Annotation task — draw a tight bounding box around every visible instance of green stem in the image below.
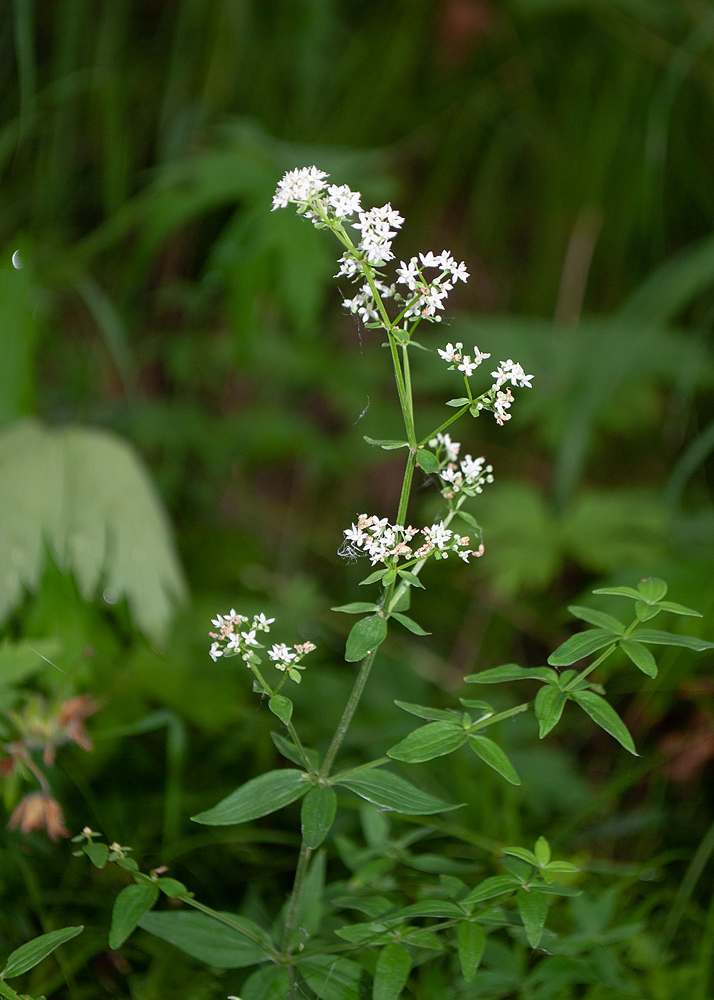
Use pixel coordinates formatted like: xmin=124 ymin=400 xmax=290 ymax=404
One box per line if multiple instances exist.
xmin=319 ymin=648 xmax=378 ymax=779
xmin=467 ymin=702 xmax=529 ymax=732
xmin=331 ymin=756 xmax=390 ymax=782
xmin=563 ymin=618 xmax=639 ymax=692
xmin=418 ymin=405 xmax=470 ymax=448
xmin=282 ymin=839 xmax=312 ymax=956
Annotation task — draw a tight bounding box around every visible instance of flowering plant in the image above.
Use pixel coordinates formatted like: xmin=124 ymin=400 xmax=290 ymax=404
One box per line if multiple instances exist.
xmin=60 ymin=168 xmax=714 ymax=1000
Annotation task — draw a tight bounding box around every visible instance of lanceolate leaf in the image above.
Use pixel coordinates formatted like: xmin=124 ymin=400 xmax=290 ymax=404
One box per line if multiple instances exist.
xmin=517 ymin=888 xmax=548 ymax=948
xmin=331 ymin=602 xmax=380 ymax=614
xmin=394 ymin=700 xmax=459 ymax=722
xmin=416 ymin=449 xmax=440 ymax=473
xmin=619 ymin=639 xmax=657 ymax=678
xmin=567 ymin=606 xmax=624 ymax=634
xmin=301 ymin=785 xmax=337 ymax=849
xmin=629 ymin=629 xmax=714 ymax=652
xmin=373 ymin=943 xmax=411 ymax=1000
xmin=457 ymin=922 xmax=485 ymax=982
xmin=337 ymin=769 xmax=461 ymax=815
xmin=547 ymin=629 xmax=616 ymax=667
xmin=534 ymin=686 xmax=568 ymax=738
xmin=345 ymin=616 xmax=388 ymax=662
xmin=240 ymin=965 xmax=291 ymax=1000
xmin=468 ymin=735 xmax=521 ymax=785
xmin=271 ymin=732 xmax=321 ymax=771
xmin=299 ymin=955 xmax=363 ymax=1000
xmin=387 ymin=721 xmax=467 ymax=763
xmin=363 ymin=437 xmax=409 ymax=450
xmin=109 ymin=883 xmax=159 ymax=950
xmin=138 ymin=911 xmax=272 ymax=968
xmin=571 ymin=691 xmax=638 ymax=755
xmin=390 ymin=612 xmax=430 ymax=635
xmin=1 ymin=926 xmax=83 ymax=979
xmin=191 ymin=769 xmax=310 ymax=825
xmin=465 ymin=664 xmax=558 ymax=684
xmin=461 ymin=876 xmax=519 ymax=906
xmin=656 ymin=600 xmax=701 ymax=617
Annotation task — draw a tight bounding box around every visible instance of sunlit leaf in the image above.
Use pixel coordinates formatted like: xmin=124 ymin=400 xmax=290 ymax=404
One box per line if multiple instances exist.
xmin=336 ymin=768 xmax=460 ymax=815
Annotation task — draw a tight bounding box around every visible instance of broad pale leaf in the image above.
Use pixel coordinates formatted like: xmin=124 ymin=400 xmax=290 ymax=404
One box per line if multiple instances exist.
xmin=571 ymin=691 xmax=638 ymax=755
xmin=517 ymin=888 xmax=548 ymax=948
xmin=2 ymin=926 xmax=83 ymax=979
xmin=387 ymin=721 xmax=466 ymax=763
xmin=457 ymin=922 xmax=485 ymax=982
xmin=592 ymin=586 xmax=641 ymax=600
xmin=345 ymin=616 xmax=388 ymax=662
xmin=416 ymin=449 xmax=440 ymax=473
xmin=268 ymin=695 xmax=292 ymax=725
xmin=192 ymin=769 xmax=310 ymax=825
xmin=637 ymin=577 xmax=667 ymax=603
xmin=468 ymin=735 xmax=521 ymax=785
xmin=534 ymin=686 xmax=567 ymax=738
xmin=138 ymin=911 xmax=272 ymax=968
xmin=109 ymin=884 xmax=159 ymax=950
xmin=337 ymin=769 xmax=461 ymax=815
xmin=373 ymin=943 xmax=410 ymax=1000
xmin=465 ymin=664 xmax=558 ymax=684
xmin=547 ymin=629 xmax=616 ymax=666
xmin=619 ymin=639 xmax=657 ymax=678
xmin=301 ymin=785 xmax=337 ymax=849
xmin=534 ymin=837 xmax=551 ymax=867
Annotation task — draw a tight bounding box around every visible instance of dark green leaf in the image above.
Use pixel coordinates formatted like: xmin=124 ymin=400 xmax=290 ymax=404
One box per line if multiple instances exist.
xmin=465 ymin=664 xmax=558 ymax=684
xmin=534 ymin=686 xmax=567 ymax=738
xmin=155 ymin=878 xmax=187 ymax=898
xmin=388 ymin=721 xmax=467 ymax=763
xmin=363 ymin=437 xmax=409 ymax=450
xmin=268 ymin=695 xmax=292 ymax=725
xmin=397 ymin=570 xmax=424 ymax=589
xmin=359 ymin=569 xmax=387 ymax=586
xmin=571 ymin=691 xmax=638 ymax=755
xmin=373 ymin=943 xmax=410 ymax=1000
xmin=416 ymin=449 xmax=440 ymax=473
xmin=345 ymin=616 xmax=388 ymax=662
xmin=457 ymin=922 xmax=485 ymax=982
xmin=300 ymin=955 xmax=363 ymax=1000
xmin=637 ymin=577 xmax=667 ymax=603
xmin=462 ymin=876 xmax=519 ymax=906
xmin=567 ymin=606 xmax=624 ymax=634
xmin=630 ymin=629 xmax=714 ymax=651
xmin=2 ymin=927 xmax=83 ymax=979
xmin=468 ymin=735 xmax=521 ymax=785
xmin=271 ymin=732 xmax=321 ymax=771
xmin=517 ymin=888 xmax=548 ymax=948
xmin=240 ymin=964 xmax=291 ymax=1000
xmin=390 ymin=612 xmax=430 ymax=636
xmin=83 ymin=842 xmax=109 ymax=869
xmin=331 ymin=602 xmax=380 ymax=614
xmin=619 ymin=639 xmax=657 ymax=678
xmin=109 ymin=884 xmax=159 ymax=950
xmin=192 ymin=769 xmax=309 ymax=825
xmin=301 ymin=786 xmax=337 ymax=849
xmin=385 ymin=901 xmax=465 ymax=921
xmin=394 ymin=700 xmax=459 ymax=722
xmin=138 ymin=911 xmax=272 ymax=968
xmin=547 ymin=630 xmax=616 ymax=667
xmin=337 ymin=769 xmax=461 ymax=815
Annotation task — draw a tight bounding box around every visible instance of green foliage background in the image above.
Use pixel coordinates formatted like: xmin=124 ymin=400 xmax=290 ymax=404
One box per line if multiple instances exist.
xmin=1 ymin=1 xmax=714 ymax=997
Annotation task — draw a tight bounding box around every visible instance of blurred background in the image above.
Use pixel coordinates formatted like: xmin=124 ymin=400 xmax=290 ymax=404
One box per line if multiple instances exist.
xmin=2 ymin=1 xmax=714 ymax=997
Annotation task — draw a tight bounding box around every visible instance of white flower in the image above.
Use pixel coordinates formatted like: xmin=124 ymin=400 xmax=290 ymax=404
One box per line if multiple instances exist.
xmin=450 ymin=260 xmax=470 ymax=283
xmin=268 ymin=643 xmax=297 ymax=664
xmin=491 ymin=359 xmax=533 ymax=389
xmin=254 ymin=613 xmax=275 ymax=630
xmin=327 ymin=183 xmax=361 ymax=218
xmin=458 ymin=357 xmax=478 ymax=377
xmin=429 ymin=431 xmax=461 ymax=462
xmin=241 ymin=630 xmax=259 ymax=646
xmin=272 ymin=166 xmax=329 ymax=210
xmin=472 ymin=345 xmax=491 ymax=364
xmin=396 ymin=257 xmax=420 ymax=291
xmin=493 ymin=388 xmax=514 ymax=425
xmin=209 ymin=642 xmax=223 ymax=661
xmin=437 ymin=342 xmax=462 ymax=363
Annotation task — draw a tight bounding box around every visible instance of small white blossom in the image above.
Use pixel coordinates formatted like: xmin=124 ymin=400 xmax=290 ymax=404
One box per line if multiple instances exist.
xmin=437 ymin=342 xmax=462 ymax=363
xmin=209 ymin=642 xmax=223 ymax=661
xmin=490 ymin=359 xmax=533 ymax=389
xmin=241 ymin=630 xmax=259 ymax=646
xmin=327 ymin=183 xmax=361 ymax=218
xmin=268 ymin=643 xmax=297 ymax=664
xmin=272 ymin=166 xmax=329 ymax=210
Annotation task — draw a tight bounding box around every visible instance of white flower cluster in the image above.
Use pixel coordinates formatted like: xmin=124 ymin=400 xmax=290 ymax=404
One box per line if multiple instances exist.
xmin=437 ymin=343 xmax=533 ymax=425
xmin=208 ymin=610 xmax=315 ymax=684
xmin=342 ymin=279 xmax=395 ymax=324
xmin=272 ymin=167 xmax=329 ymax=210
xmin=429 ymin=433 xmax=494 ymax=498
xmin=342 ymin=514 xmax=483 ymax=567
xmin=396 ymin=251 xmax=469 ymax=321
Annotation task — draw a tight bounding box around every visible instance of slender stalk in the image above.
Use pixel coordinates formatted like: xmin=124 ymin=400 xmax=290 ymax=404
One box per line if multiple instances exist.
xmin=331 ymin=756 xmax=390 ymax=781
xmin=319 ymin=647 xmax=378 ymax=778
xmin=418 ymin=404 xmax=470 ymax=447
xmin=282 ymin=839 xmax=312 ymax=954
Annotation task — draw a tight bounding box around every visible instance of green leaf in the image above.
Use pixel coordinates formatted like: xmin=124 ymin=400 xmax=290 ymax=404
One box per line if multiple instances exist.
xmin=390 ymin=612 xmax=430 ymax=636
xmin=301 ymin=786 xmax=337 ymax=849
xmin=138 ymin=911 xmax=272 ymax=968
xmin=359 ymin=569 xmax=387 ymax=586
xmin=337 ymin=769 xmax=461 ymax=815
xmin=154 ymin=878 xmax=187 ymax=898
xmin=446 ymin=397 xmax=470 ymax=407
xmin=547 ymin=629 xmax=616 ymax=666
xmin=635 ymin=601 xmax=661 ymax=621
xmin=465 ymin=664 xmax=558 ymax=684
xmin=571 ymin=691 xmax=638 ymax=755
xmin=109 ymin=884 xmax=159 ymax=950
xmin=534 ymin=686 xmax=567 ymax=738
xmin=592 ymin=586 xmax=642 ymax=600
xmin=240 ymin=964 xmax=291 ymax=1000
xmin=656 ymin=600 xmax=702 ymax=617
xmin=363 ymin=437 xmax=409 ymax=450
xmin=385 ymin=901 xmax=465 ymax=921
xmin=394 ymin=700 xmax=459 ymax=722
xmin=331 ymin=602 xmax=380 ymax=614
xmin=416 ymin=449 xmax=440 ymax=473
xmin=619 ymin=639 xmax=657 ymax=678
xmin=83 ymin=842 xmax=109 ymax=869
xmin=268 ymin=695 xmax=292 ymax=725
xmin=567 ymin=606 xmax=624 ymax=634
xmin=191 ymin=769 xmax=309 ymax=825
xmin=629 ymin=629 xmax=714 ymax=651
xmin=545 ymin=861 xmax=580 ymax=873
xmin=462 ymin=875 xmax=519 ymax=906
xmin=517 ymin=888 xmax=548 ymax=948
xmin=534 ymin=837 xmax=551 ymax=867
xmin=300 ymin=955 xmax=363 ymax=1000
xmin=397 ymin=570 xmax=424 ymax=589
xmin=1 ymin=927 xmax=83 ymax=979
xmin=468 ymin=735 xmax=521 ymax=785
xmin=373 ymin=943 xmax=411 ymax=1000
xmin=637 ymin=577 xmax=667 ymax=603
xmin=387 ymin=721 xmax=467 ymax=763
xmin=457 ymin=922 xmax=485 ymax=982
xmin=271 ymin=732 xmax=321 ymax=771
xmin=345 ymin=616 xmax=388 ymax=662
xmin=502 ymin=847 xmax=537 ymax=866
xmin=456 ymin=510 xmax=480 ymax=530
